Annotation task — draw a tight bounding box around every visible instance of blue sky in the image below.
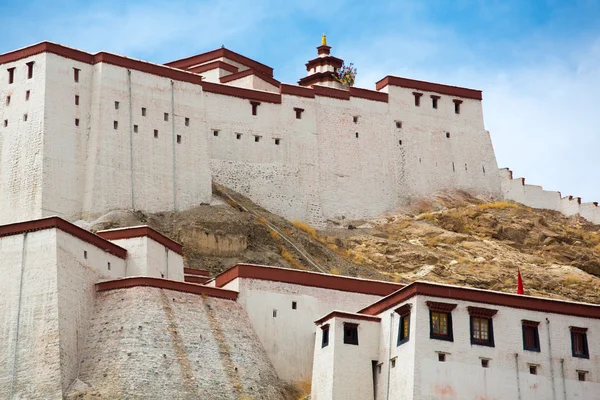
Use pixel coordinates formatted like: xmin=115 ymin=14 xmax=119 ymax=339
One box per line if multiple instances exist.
xmin=2 ymin=0 xmax=599 ymax=202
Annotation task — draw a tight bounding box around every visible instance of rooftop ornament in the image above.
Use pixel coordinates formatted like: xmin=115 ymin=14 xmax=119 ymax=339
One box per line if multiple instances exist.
xmin=336 ymin=62 xmax=357 ymax=88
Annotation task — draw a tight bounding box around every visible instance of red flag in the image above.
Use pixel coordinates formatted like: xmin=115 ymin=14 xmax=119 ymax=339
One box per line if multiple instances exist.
xmin=516 ymin=268 xmax=524 ymax=295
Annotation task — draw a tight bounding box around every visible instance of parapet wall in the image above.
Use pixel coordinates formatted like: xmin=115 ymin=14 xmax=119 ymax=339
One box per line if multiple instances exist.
xmin=500 ymin=168 xmax=600 ymax=224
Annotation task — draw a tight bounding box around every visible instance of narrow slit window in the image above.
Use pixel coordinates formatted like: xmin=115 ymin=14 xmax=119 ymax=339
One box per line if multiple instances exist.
xmin=412 ymin=92 xmax=422 ymax=107
xmin=465 ymin=163 xmax=468 ymax=171
xmin=75 ymin=118 xmax=80 ymax=126
xmin=83 ymin=250 xmax=87 ymax=259
xmin=250 ymin=101 xmax=260 ymax=116
xmin=73 ymin=68 xmax=80 ymax=83
xmin=399 ymin=140 xmax=402 ymax=145
xmin=3 ymin=120 xmax=7 ymax=127
xmin=353 ymin=116 xmax=359 ymax=123
xmin=292 ymin=301 xmax=297 ymax=310
xmin=294 ymin=107 xmax=304 ymax=119
xmin=446 ymin=132 xmax=450 ymax=138
xmin=321 ymin=324 xmax=330 ymax=348
xmin=23 ymin=114 xmax=28 ymax=122
xmin=75 ymin=95 xmax=79 ymax=105
xmin=8 ymin=67 xmax=15 ymax=84
xmin=185 ymin=117 xmax=190 ymax=126
xmin=107 ymin=262 xmax=111 ymax=271
xmin=395 ymin=121 xmax=402 ymax=129
xmin=274 ymin=138 xmax=280 ymax=145
xmin=431 ymin=95 xmax=440 ymax=109
xmin=452 ymin=162 xmax=455 ymax=172
xmin=482 ymin=165 xmax=486 ymax=175
xmin=176 ymin=135 xmax=181 ymax=144
xmin=25 ymin=90 xmax=30 ymax=101
xmin=164 ymin=113 xmax=169 ymax=122
xmin=236 ymin=133 xmax=242 ymax=140
xmin=213 ymin=130 xmax=219 ymax=137
xmin=133 ymin=125 xmax=138 ymax=133
xmin=154 ymin=129 xmax=158 ymax=138
xmin=114 ymin=101 xmax=119 ymax=110
xmin=142 ymin=107 xmax=147 ymax=116
xmin=26 ymin=61 xmax=34 ymax=79
xmin=113 ymin=121 xmax=118 ymax=130
xmin=391 ymin=358 xmax=396 ymax=368
xmin=453 ymin=99 xmax=463 ymax=114
xmin=255 ymin=135 xmax=261 ymax=143
xmin=6 ymin=95 xmax=10 ymax=106
xmin=273 ymin=309 xmax=277 ymax=318
xmin=355 ymin=132 xmax=359 ymax=138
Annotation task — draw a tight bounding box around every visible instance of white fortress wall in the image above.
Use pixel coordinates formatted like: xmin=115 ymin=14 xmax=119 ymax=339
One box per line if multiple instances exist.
xmin=221 ymin=274 xmax=390 ymax=382
xmin=500 ymin=168 xmax=600 ymax=224
xmin=82 ymin=60 xmax=211 ymax=218
xmin=0 ymin=53 xmax=47 ymax=225
xmin=0 ymin=229 xmax=62 ymax=398
xmin=411 ymin=295 xmax=600 ymax=400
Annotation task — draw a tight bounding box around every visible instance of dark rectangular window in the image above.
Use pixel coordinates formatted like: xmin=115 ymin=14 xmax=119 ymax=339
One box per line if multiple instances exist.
xmin=412 ymin=92 xmax=422 ymax=107
xmin=213 ymin=130 xmax=219 ymax=137
xmin=481 ymin=359 xmax=489 ymax=368
xmin=154 ymin=129 xmax=158 ymax=138
xmin=578 ymin=371 xmax=587 ymax=381
xmin=522 ymin=321 xmax=540 ymax=352
xmin=26 ymin=61 xmax=34 ymax=79
xmin=446 ymin=132 xmax=450 ymax=138
xmin=25 ymin=90 xmax=30 ymax=101
xmin=453 ymin=99 xmax=463 ymax=114
xmin=254 ymin=135 xmax=261 ymax=142
xmin=23 ymin=114 xmax=28 ymax=122
xmin=3 ymin=120 xmax=7 ymax=127
xmin=292 ymin=301 xmax=297 ymax=309
xmin=273 ymin=309 xmax=277 ymax=318
xmin=75 ymin=118 xmax=79 ymax=126
xmin=73 ymin=68 xmax=80 ymax=83
xmin=185 ymin=117 xmax=190 ymax=126
xmin=353 ymin=116 xmax=359 ymax=123
xmin=142 ymin=107 xmax=146 ymax=116
xmin=343 ymin=323 xmax=359 ymax=345
xmin=396 ymin=304 xmax=411 ymax=346
xmin=6 ymin=95 xmax=10 ymax=106
xmin=113 ymin=121 xmax=118 ymax=130
xmin=438 ymin=353 xmax=446 ymax=362
xmin=530 ymin=365 xmax=538 ymax=375
xmin=571 ymin=327 xmax=589 ymax=359
xmin=469 ymin=307 xmax=496 ymax=347
xmin=8 ymin=67 xmax=15 ymax=84
xmin=75 ymin=95 xmax=79 ymax=105
xmin=107 ymin=262 xmax=111 ymax=271
xmin=114 ymin=101 xmax=119 ymax=110
xmin=427 ymin=301 xmax=456 ymax=341
xmin=321 ymin=324 xmax=330 ymax=348
xmin=431 ymin=95 xmax=440 ymax=109
xmin=236 ymin=133 xmax=242 ymax=140
xmin=274 ymin=138 xmax=280 ymax=145
xmin=294 ymin=107 xmax=304 ymax=119
xmin=176 ymin=135 xmax=181 ymax=144
xmin=133 ymin=125 xmax=138 ymax=133
xmin=164 ymin=113 xmax=169 ymax=122
xmin=395 ymin=121 xmax=402 ymax=129
xmin=250 ymin=101 xmax=260 ymax=116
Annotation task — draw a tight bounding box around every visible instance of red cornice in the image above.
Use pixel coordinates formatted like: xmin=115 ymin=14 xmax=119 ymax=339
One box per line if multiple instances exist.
xmin=305 ymin=56 xmax=343 ymax=71
xmin=349 ymin=87 xmax=389 ymax=103
xmin=376 ymin=76 xmax=482 ymax=100
xmin=0 ymin=42 xmax=93 ymax=65
xmin=280 ymin=84 xmax=315 ymax=98
xmin=315 ymin=311 xmax=381 ymax=326
xmin=0 ymin=216 xmax=127 ymax=259
xmin=219 ymin=68 xmax=281 ymax=88
xmin=298 ymin=71 xmax=338 ymax=87
xmin=184 ymin=268 xmax=210 ymax=277
xmin=359 ymin=282 xmax=600 ymax=319
xmin=164 ymin=47 xmax=274 ymax=77
xmin=188 ymin=60 xmax=238 ymax=74
xmin=313 ymin=85 xmax=351 ymax=100
xmin=96 ymin=277 xmax=238 ymax=300
xmin=201 ymin=80 xmax=281 ymax=103
xmin=97 ymin=226 xmax=182 ymax=255
xmin=214 ymin=264 xmax=403 ymax=296
xmin=317 ymin=45 xmax=331 ymax=56
xmin=184 ymin=275 xmax=211 ymax=284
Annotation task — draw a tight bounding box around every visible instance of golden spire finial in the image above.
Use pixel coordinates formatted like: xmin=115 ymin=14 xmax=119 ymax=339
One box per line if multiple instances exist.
xmin=321 ymin=33 xmax=327 ymax=46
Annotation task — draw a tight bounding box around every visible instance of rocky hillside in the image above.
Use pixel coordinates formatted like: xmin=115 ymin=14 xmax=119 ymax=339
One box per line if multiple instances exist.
xmin=83 ymin=186 xmax=600 ymax=304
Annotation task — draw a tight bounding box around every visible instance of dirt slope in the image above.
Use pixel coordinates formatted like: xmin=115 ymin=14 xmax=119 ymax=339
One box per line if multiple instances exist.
xmin=87 ymin=188 xmax=600 ymax=304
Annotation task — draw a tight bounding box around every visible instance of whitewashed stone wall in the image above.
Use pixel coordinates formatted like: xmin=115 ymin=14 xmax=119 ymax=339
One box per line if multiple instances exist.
xmin=372 ymin=295 xmax=600 ymax=400
xmin=500 ymin=168 xmax=600 ymax=224
xmin=105 ymin=235 xmax=185 ymax=281
xmin=222 ymin=277 xmax=383 ymax=382
xmin=0 ymin=227 xmax=125 ymax=399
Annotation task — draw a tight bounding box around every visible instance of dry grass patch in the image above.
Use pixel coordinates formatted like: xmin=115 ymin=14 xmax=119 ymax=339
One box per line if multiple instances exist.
xmin=292 ymin=220 xmax=317 ymax=239
xmin=476 ymin=201 xmax=522 ymax=211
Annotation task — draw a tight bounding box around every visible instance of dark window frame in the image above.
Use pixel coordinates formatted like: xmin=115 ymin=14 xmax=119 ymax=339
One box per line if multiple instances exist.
xmin=250 ymin=101 xmax=260 ymax=116
xmin=294 ymin=107 xmax=304 ymax=119
xmin=522 ymin=320 xmax=540 ymax=352
xmin=427 ymin=301 xmax=456 ymax=342
xmin=343 ymin=322 xmax=359 ymax=345
xmin=453 ymin=99 xmax=463 ymax=114
xmin=571 ymin=327 xmax=589 ymax=359
xmin=396 ymin=304 xmax=411 ymax=346
xmin=412 ymin=92 xmax=422 ymax=107
xmin=321 ymin=324 xmax=330 ymax=348
xmin=26 ymin=61 xmax=34 ymax=79
xmin=431 ymin=95 xmax=440 ymax=109
xmin=8 ymin=67 xmax=15 ymax=84
xmin=468 ymin=306 xmax=497 ymax=347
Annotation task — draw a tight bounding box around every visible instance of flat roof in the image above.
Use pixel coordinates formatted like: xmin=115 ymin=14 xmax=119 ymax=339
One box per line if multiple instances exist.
xmin=359 ymin=281 xmax=600 ymax=319
xmin=97 ymin=225 xmax=182 ymax=255
xmin=214 ymin=263 xmax=403 ymax=296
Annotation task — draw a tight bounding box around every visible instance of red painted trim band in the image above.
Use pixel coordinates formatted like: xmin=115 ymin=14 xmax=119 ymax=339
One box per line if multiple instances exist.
xmin=97 ymin=226 xmax=182 ymax=255
xmin=184 ymin=268 xmax=210 ymax=277
xmin=359 ymin=282 xmax=600 ymax=319
xmin=0 ymin=216 xmax=126 ymax=259
xmin=376 ymin=76 xmax=482 ymax=100
xmin=165 ymin=47 xmax=274 ymax=77
xmin=96 ymin=277 xmax=238 ymax=300
xmin=315 ymin=311 xmax=381 ymax=325
xmin=188 ymin=60 xmax=239 ymax=74
xmin=219 ymin=68 xmax=281 ymax=88
xmin=214 ymin=264 xmax=403 ymax=296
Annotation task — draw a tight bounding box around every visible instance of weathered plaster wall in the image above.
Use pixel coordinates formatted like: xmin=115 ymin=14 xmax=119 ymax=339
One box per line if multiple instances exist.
xmin=500 ymin=167 xmax=600 ymax=224
xmin=73 ymin=286 xmax=290 ymax=400
xmin=0 ymin=53 xmax=47 ymax=225
xmin=410 ymin=295 xmax=600 ymax=400
xmin=225 ymin=277 xmax=383 ymax=381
